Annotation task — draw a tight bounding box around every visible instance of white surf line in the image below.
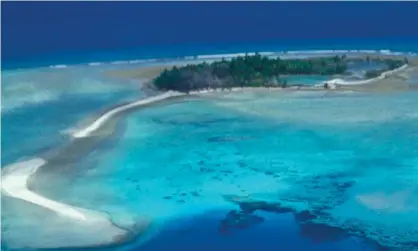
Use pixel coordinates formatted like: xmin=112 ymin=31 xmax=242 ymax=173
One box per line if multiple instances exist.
xmin=1 ymin=158 xmax=89 ymax=221
xmin=319 ymin=64 xmax=408 ymax=86
xmin=73 ymin=91 xmax=184 ymax=138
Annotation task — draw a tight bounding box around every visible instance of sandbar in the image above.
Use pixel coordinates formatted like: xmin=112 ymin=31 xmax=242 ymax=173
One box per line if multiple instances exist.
xmin=1 ymin=158 xmax=141 ymax=249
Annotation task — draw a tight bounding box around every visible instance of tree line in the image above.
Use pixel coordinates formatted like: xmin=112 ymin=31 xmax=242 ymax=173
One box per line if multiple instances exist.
xmin=153 ymin=54 xmax=406 ymax=92
xmin=153 ymin=54 xmax=348 ymax=92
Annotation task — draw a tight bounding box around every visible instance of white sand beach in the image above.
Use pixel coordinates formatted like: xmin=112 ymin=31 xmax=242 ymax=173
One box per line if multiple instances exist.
xmin=70 ymin=61 xmax=414 ymax=140
xmin=320 ymin=64 xmax=408 ymax=87
xmin=2 ymin=159 xmax=110 ymax=222
xmin=73 ymin=91 xmax=185 ymax=138
xmin=72 ymin=87 xmax=287 ymax=139
xmin=1 ymin=158 xmax=140 ymax=248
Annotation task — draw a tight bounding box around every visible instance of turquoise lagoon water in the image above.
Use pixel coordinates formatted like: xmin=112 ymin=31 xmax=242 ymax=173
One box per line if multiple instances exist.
xmin=4 ymin=90 xmax=418 ymax=250
xmin=2 ymin=43 xmax=418 ymax=250
xmin=281 ymin=75 xmax=331 ymax=86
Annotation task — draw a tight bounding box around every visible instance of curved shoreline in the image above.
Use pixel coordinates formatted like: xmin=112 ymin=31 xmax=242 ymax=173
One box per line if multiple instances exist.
xmin=1 ymin=90 xmax=196 ymax=249
xmin=2 ymin=49 xmax=417 ymax=249
xmin=2 ymin=76 xmax=413 ymax=223
xmin=2 ymin=92 xmax=191 ymax=219
xmin=2 ymin=87 xmax=278 ymax=227
xmin=73 ymin=91 xmax=185 ymax=138
xmin=2 ymin=158 xmax=88 ymax=221
xmin=71 ymin=87 xmax=288 ymax=139
xmin=1 ymin=158 xmax=136 ymax=249
xmin=320 ymin=64 xmax=409 ymax=87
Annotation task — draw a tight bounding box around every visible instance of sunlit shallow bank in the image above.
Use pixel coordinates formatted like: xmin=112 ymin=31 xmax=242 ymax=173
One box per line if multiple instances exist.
xmin=1 ymin=66 xmax=143 ymax=165
xmin=2 ymin=50 xmax=418 ymax=250
xmin=6 ymin=88 xmax=415 ymax=250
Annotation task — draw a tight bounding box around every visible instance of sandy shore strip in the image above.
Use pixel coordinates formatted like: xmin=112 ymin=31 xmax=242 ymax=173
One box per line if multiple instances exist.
xmin=329 ymin=65 xmax=418 ymax=93
xmin=73 ymin=91 xmax=185 ymax=138
xmin=73 ymin=87 xmax=294 ymax=138
xmin=1 ymin=158 xmax=148 ymax=249
xmin=2 ymin=93 xmax=171 ymax=248
xmin=73 ymin=87 xmax=298 ymax=138
xmin=1 ymin=159 xmax=130 ymax=225
xmin=2 ymin=159 xmax=90 ymax=220
xmin=319 ymin=64 xmax=409 ymax=87
xmin=1 ymin=89 xmax=226 ymax=249
xmin=4 ymin=89 xmax=272 ymax=219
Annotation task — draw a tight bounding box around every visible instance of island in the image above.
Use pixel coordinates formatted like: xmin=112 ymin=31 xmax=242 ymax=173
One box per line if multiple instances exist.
xmin=3 ymin=50 xmax=415 ymax=250
xmin=151 ymin=53 xmax=407 ymax=93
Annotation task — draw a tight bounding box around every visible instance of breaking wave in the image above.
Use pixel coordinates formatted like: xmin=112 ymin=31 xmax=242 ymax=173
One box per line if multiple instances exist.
xmin=16 ymin=49 xmax=416 ymax=71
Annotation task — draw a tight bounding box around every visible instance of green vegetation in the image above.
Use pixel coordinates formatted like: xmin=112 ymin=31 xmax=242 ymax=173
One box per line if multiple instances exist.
xmin=153 ymin=54 xmax=348 ymax=92
xmin=153 ymin=54 xmax=407 ymax=92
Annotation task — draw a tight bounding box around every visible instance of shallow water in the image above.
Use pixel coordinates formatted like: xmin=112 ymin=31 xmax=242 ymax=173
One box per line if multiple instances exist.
xmin=1 ymin=66 xmax=142 ymax=165
xmin=3 ymin=88 xmax=416 ymax=250
xmin=2 ymin=46 xmax=418 ymax=250
xmin=281 ymin=75 xmax=330 ymax=86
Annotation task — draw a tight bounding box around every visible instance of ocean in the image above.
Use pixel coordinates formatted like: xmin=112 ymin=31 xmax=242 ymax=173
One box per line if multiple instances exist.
xmin=2 ymin=40 xmax=418 ymax=251
xmin=2 ymin=2 xmax=418 ymax=251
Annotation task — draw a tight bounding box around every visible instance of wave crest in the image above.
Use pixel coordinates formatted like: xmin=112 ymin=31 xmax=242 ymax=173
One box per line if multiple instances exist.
xmin=14 ymin=49 xmax=415 ymax=70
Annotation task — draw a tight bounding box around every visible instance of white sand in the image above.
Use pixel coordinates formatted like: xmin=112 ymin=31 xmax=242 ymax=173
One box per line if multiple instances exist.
xmin=2 ymin=159 xmax=93 ymax=221
xmin=319 ymin=64 xmax=408 ymax=86
xmin=3 ymin=88 xmax=284 ymax=217
xmin=72 ymin=87 xmax=286 ymax=138
xmin=1 ymin=158 xmax=140 ymax=224
xmin=73 ymin=91 xmax=184 ymax=138
xmin=1 ymin=158 xmax=137 ymax=248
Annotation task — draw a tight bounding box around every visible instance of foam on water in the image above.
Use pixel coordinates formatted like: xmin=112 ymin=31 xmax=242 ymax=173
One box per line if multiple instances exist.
xmin=1 ymin=66 xmax=140 ymax=113
xmin=7 ymin=49 xmax=414 ymax=72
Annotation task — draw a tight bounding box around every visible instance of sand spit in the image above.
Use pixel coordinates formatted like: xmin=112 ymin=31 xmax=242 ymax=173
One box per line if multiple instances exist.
xmin=72 ymin=87 xmax=292 ymax=138
xmin=335 ymin=65 xmax=418 ymax=93
xmin=73 ymin=91 xmax=184 ymax=138
xmin=1 ymin=158 xmax=141 ymax=249
xmin=2 ymin=90 xmax=211 ymax=249
xmin=2 ymin=93 xmax=186 ymax=248
xmin=1 ymin=158 xmax=88 ymax=221
xmin=320 ymin=64 xmax=409 ymax=87
xmin=1 ymin=90 xmax=202 ymax=249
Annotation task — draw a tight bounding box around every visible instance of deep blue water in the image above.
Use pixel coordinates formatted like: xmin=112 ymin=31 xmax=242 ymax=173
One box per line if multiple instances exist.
xmin=136 ymin=211 xmax=384 ymax=251
xmin=3 ymin=38 xmax=418 ymax=70
xmin=2 ymin=1 xmax=418 ymax=69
